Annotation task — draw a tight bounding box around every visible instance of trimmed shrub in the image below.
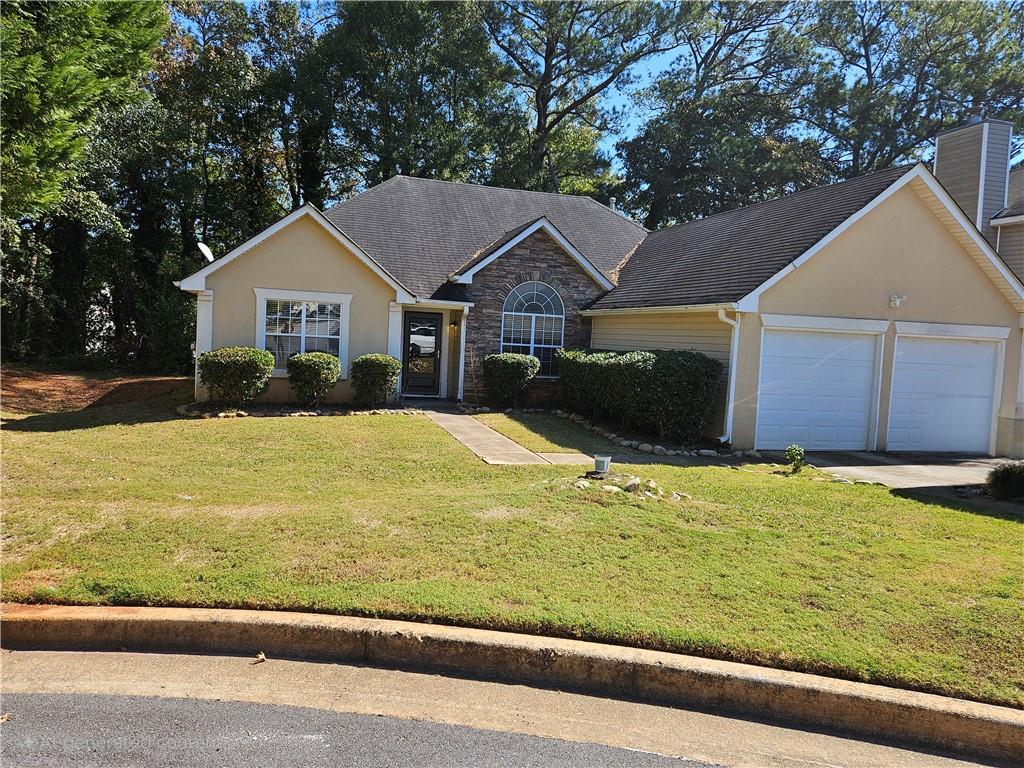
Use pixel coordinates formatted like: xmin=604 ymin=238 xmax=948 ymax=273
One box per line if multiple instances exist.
xmin=197 ymin=346 xmax=274 ymax=405
xmin=287 ymin=352 xmax=340 ymax=407
xmin=482 ymin=353 xmax=540 ymax=404
xmin=351 ymin=353 xmax=402 ymax=407
xmin=556 ymin=348 xmax=723 ymax=442
xmin=987 ymin=461 xmax=1024 ymax=500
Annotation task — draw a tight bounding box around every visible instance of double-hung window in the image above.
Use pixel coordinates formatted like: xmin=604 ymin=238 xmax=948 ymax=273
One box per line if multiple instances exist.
xmin=500 ymin=281 xmax=564 ymax=377
xmin=254 ymin=288 xmax=352 ymax=376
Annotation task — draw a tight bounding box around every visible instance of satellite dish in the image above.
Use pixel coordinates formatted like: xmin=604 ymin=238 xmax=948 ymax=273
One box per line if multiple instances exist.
xmin=197 ymin=242 xmax=215 ymax=263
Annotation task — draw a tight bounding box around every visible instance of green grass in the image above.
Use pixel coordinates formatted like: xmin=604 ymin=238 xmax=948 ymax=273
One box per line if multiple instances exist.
xmin=2 ymin=400 xmax=1022 ymax=707
xmin=476 ymin=411 xmax=629 ymax=454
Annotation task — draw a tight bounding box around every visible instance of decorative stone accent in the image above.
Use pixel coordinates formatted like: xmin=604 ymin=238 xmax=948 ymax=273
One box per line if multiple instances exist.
xmin=460 ymin=229 xmax=608 ymax=403
xmin=176 ymin=403 xmax=421 ymax=419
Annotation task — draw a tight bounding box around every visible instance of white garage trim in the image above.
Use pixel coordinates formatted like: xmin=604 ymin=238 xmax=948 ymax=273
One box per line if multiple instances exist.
xmin=887 ymin=331 xmax=1005 ymax=455
xmin=762 ymin=314 xmax=890 ymax=334
xmin=754 ymin=324 xmax=886 ymax=451
xmin=893 ymin=321 xmax=1010 ymax=340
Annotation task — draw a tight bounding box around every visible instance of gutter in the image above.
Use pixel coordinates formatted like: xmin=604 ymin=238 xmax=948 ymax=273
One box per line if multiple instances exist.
xmin=580 ymin=302 xmax=735 ymax=317
xmin=718 ymin=308 xmax=741 ymax=445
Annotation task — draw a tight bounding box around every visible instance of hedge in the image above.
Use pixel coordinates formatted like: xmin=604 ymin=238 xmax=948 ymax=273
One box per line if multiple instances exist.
xmin=287 ymin=352 xmax=340 ymax=407
xmin=987 ymin=461 xmax=1024 ymax=500
xmin=482 ymin=353 xmax=540 ymax=404
xmin=556 ymin=348 xmax=722 ymax=442
xmin=351 ymin=353 xmax=402 ymax=407
xmin=197 ymin=346 xmax=275 ymax=405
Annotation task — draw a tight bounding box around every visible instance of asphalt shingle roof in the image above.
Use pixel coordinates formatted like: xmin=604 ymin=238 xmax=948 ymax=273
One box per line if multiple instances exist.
xmin=589 ymin=165 xmax=916 ymax=310
xmin=322 ymin=176 xmax=647 ymax=298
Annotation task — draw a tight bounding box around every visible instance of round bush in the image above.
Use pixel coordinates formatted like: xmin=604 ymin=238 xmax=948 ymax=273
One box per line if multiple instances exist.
xmin=482 ymin=353 xmax=540 ymax=405
xmin=287 ymin=352 xmax=340 ymax=407
xmin=197 ymin=346 xmax=275 ymax=405
xmin=987 ymin=461 xmax=1024 ymax=500
xmin=351 ymin=353 xmax=402 ymax=407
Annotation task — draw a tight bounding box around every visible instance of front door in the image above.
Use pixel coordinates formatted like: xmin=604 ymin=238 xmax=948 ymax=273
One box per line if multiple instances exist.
xmin=403 ymin=312 xmax=442 ymax=396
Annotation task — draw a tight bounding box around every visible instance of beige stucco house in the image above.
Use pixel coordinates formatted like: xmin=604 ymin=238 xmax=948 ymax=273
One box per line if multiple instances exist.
xmin=179 ymin=117 xmax=1024 ymax=456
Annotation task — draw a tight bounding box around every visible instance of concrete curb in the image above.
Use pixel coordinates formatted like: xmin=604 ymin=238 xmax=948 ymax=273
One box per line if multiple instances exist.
xmin=3 ymin=604 xmax=1021 ymax=763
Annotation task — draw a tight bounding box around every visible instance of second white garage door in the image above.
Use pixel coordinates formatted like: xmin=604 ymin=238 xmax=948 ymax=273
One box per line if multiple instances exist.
xmin=756 ymin=330 xmax=878 ymax=450
xmin=886 ymin=336 xmax=998 ymax=453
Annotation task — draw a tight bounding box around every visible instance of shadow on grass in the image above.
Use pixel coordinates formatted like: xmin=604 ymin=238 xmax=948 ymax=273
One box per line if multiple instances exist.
xmin=493 ymin=411 xmax=630 ymax=455
xmin=891 ymin=486 xmax=1023 ymax=521
xmin=2 ymin=397 xmax=188 ymax=433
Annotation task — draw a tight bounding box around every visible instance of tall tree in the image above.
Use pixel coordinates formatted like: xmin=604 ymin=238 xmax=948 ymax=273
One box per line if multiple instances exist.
xmin=482 ymin=0 xmax=679 ymax=191
xmin=0 ymin=0 xmax=166 ymax=218
xmin=322 ymin=0 xmax=519 ymax=187
xmin=802 ymin=0 xmax=1024 ymax=175
xmin=620 ymin=1 xmax=825 ymax=227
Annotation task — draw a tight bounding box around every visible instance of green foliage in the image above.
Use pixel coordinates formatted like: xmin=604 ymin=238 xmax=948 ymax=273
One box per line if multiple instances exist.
xmin=482 ymin=0 xmax=677 ymax=191
xmin=987 ymin=462 xmax=1024 ymax=500
xmin=482 ymin=353 xmax=541 ymax=405
xmin=197 ymin=347 xmax=274 ymax=405
xmin=287 ymin=352 xmax=340 ymax=407
xmin=0 ymin=0 xmax=167 ymax=218
xmin=557 ymin=349 xmax=723 ymax=443
xmin=350 ymin=354 xmax=402 ymax=407
xmin=785 ymin=444 xmax=806 ymax=473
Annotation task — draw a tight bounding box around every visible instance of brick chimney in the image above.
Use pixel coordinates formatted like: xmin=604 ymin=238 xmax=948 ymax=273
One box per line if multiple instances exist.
xmin=933 ymin=116 xmax=1013 ymax=244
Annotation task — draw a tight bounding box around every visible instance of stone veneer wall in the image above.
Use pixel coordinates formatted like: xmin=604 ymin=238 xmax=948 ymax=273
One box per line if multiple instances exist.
xmin=461 ymin=229 xmax=608 ymax=403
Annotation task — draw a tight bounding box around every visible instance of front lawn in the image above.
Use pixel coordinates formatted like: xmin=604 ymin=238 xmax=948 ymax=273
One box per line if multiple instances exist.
xmin=476 ymin=411 xmax=632 ymax=454
xmin=2 ymin=395 xmax=1022 ymax=707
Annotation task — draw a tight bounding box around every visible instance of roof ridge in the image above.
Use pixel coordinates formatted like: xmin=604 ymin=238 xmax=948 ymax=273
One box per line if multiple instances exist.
xmin=648 ymin=163 xmax=917 ymax=238
xmin=388 ymin=174 xmax=602 ymax=201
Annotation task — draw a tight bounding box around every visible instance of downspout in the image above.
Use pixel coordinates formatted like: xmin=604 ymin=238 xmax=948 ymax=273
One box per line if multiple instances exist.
xmin=718 ymin=308 xmax=741 ymax=445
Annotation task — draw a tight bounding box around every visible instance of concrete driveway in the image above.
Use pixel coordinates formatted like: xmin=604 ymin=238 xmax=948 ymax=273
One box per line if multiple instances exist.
xmin=802 ymin=452 xmax=1003 ymax=490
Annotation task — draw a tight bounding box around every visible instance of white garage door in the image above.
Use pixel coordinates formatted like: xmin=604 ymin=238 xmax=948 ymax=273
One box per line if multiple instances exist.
xmin=756 ymin=330 xmax=878 ymax=450
xmin=887 ymin=337 xmax=998 ymax=453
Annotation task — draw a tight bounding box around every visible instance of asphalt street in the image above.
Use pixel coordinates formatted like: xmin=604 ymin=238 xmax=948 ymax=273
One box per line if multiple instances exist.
xmin=1 ymin=693 xmax=711 ymax=768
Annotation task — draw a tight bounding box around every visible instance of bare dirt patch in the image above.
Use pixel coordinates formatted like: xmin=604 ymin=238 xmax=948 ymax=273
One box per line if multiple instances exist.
xmin=1 ymin=367 xmax=191 ymax=414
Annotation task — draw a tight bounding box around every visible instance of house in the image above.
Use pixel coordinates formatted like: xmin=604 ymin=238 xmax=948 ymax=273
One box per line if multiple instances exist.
xmin=179 ymin=118 xmax=1024 ymax=456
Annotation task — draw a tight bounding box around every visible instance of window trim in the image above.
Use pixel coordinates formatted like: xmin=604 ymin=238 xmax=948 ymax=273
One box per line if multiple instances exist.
xmin=500 ymin=281 xmax=565 ymax=378
xmin=254 ymin=288 xmax=353 ymax=378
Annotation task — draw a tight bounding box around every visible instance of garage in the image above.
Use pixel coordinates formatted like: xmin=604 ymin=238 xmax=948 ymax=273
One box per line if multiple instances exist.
xmin=755 ymin=328 xmax=881 ymax=450
xmin=887 ymin=333 xmax=1003 ymax=453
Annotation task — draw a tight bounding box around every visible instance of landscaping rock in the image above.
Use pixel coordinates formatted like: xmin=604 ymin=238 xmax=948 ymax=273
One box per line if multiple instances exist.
xmin=653 ymin=445 xmax=667 ymax=456
xmin=638 ymin=443 xmax=653 ymax=453
xmin=697 ymin=449 xmax=718 ymax=457
xmin=623 ymin=477 xmax=642 ymax=493
xmin=600 ymin=484 xmax=622 ymax=493
xmin=671 ymin=491 xmax=693 ymax=501
xmin=733 ymin=450 xmax=744 ymax=457
xmin=747 ymin=450 xmax=762 ymax=458
xmin=572 ymin=480 xmax=591 ymax=490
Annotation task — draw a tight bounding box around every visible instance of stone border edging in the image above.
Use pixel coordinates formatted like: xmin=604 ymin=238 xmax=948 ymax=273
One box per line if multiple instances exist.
xmin=3 ymin=604 xmax=1021 ymax=762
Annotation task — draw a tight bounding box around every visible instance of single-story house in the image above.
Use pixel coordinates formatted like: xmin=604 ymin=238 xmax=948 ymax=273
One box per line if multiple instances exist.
xmin=179 ymin=117 xmax=1024 ymax=456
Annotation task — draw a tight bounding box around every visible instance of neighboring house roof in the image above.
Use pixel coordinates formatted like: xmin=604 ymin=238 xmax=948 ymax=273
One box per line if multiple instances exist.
xmin=993 ymin=166 xmax=1024 ymax=221
xmin=589 ymin=166 xmax=916 ymax=311
xmin=321 ymin=175 xmax=647 ymax=298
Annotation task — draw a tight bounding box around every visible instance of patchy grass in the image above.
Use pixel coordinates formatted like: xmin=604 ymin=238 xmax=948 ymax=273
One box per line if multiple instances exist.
xmin=2 ymin=395 xmax=1022 ymax=707
xmin=476 ymin=411 xmax=630 ymax=454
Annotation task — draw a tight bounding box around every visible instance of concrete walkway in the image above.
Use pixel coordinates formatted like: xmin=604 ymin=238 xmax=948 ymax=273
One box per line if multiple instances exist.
xmin=422 ymin=406 xmax=592 ymax=466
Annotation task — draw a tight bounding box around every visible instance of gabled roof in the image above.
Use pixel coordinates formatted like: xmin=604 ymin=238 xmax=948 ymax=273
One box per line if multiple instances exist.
xmin=589 ymin=163 xmax=1024 ymax=314
xmin=321 ymin=176 xmax=647 ymax=298
xmin=450 ymin=217 xmax=614 ymax=290
xmin=590 ymin=165 xmax=916 ymax=311
xmin=178 ymin=204 xmax=415 ymax=301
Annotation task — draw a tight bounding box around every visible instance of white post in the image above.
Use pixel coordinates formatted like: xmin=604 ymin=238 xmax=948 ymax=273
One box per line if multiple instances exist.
xmin=388 ymin=301 xmax=404 ymax=393
xmin=195 ymin=291 xmax=214 ymax=401
xmin=457 ymin=308 xmax=469 ymax=401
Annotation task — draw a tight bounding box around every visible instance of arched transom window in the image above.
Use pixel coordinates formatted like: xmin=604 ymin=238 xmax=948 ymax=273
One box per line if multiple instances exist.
xmin=501 ymin=281 xmax=565 ymax=377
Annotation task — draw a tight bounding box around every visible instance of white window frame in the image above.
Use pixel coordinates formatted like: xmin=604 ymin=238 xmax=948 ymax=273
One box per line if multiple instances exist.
xmin=500 ymin=281 xmax=565 ymax=378
xmin=254 ymin=288 xmax=353 ymax=378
